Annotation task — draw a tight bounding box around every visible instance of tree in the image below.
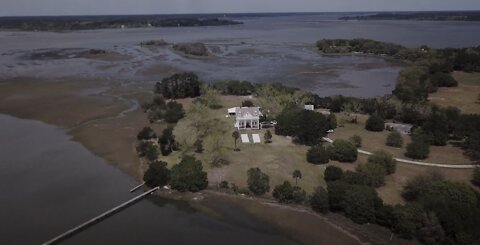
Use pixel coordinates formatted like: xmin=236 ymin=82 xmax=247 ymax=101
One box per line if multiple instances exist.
xmin=154 ymin=72 xmax=201 ymax=99
xmin=328 ymin=139 xmax=358 ymax=162
xmin=343 ymin=185 xmax=383 ymax=224
xmin=310 ymin=187 xmax=330 ymax=214
xmin=405 ymin=138 xmax=430 ymax=160
xmin=356 ymin=162 xmax=386 ymax=187
xmin=170 ymin=155 xmax=208 ymax=192
xmin=324 ymin=166 xmax=344 ymax=182
xmin=392 ymin=204 xmax=426 ymax=239
xmin=327 ymin=180 xmax=349 ymax=211
xmin=365 ymin=114 xmax=385 ymax=132
xmin=194 ymin=139 xmax=204 ymax=153
xmin=137 ymin=126 xmax=157 ymax=140
xmin=292 ymin=170 xmax=302 ymax=186
xmin=242 ymin=100 xmax=254 ymax=107
xmin=144 ymin=143 xmax=160 ymax=162
xmin=143 ymin=160 xmax=171 ymax=188
xmin=419 ymin=212 xmax=446 ymax=245
xmin=264 ymin=130 xmax=272 ymax=143
xmin=232 ymin=131 xmax=240 ymax=151
xmin=349 ymin=134 xmax=362 ymax=148
xmin=159 ymin=127 xmax=176 ymax=156
xmin=368 ymin=151 xmax=396 ymax=175
xmin=472 ymin=168 xmax=480 ymax=187
xmin=275 ymin=107 xmax=329 ymax=145
xmin=422 ymin=107 xmax=449 ymax=146
xmin=327 ymin=113 xmax=337 ymax=129
xmin=247 ymin=168 xmax=270 ymax=195
xmin=386 ymin=131 xmax=403 ymax=148
xmin=164 ymin=101 xmax=185 ymax=123
xmin=306 ymin=145 xmax=330 ymax=164
xmin=272 ymin=181 xmax=306 ymax=204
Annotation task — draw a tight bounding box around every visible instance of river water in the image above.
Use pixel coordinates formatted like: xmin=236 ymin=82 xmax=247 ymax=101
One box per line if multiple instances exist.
xmin=1 ymin=13 xmax=479 ymax=97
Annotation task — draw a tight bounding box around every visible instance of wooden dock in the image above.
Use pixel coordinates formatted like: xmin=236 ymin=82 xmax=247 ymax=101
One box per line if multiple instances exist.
xmin=43 ymin=186 xmax=159 ymax=245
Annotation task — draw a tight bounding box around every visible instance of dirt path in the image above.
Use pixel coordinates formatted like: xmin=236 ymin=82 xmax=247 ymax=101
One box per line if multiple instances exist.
xmin=323 ymin=137 xmax=476 ymax=169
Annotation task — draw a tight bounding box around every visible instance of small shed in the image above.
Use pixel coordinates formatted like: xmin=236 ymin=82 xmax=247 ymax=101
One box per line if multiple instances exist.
xmin=304 ymin=105 xmax=315 ymax=111
xmin=385 ymin=122 xmax=413 ymax=135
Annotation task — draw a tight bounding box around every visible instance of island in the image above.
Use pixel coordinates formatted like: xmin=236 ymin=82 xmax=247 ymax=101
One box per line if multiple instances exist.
xmin=0 ymin=15 xmax=243 ymax=31
xmin=340 ymin=11 xmax=480 ymax=21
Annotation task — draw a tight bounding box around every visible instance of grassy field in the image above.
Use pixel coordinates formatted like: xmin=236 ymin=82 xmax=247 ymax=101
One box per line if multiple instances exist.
xmin=429 ymin=71 xmax=480 ymax=114
xmin=162 ymin=95 xmax=327 ymax=194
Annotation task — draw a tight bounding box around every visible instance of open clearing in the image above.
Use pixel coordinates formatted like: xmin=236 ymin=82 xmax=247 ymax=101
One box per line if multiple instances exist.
xmin=429 ymin=71 xmax=480 ymax=114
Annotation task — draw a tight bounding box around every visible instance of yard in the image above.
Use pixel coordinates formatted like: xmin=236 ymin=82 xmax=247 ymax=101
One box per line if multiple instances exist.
xmin=429 ymin=71 xmax=480 ymax=114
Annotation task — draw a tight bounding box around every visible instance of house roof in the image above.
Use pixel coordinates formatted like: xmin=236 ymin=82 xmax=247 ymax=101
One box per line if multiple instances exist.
xmin=235 ymin=107 xmax=262 ymax=119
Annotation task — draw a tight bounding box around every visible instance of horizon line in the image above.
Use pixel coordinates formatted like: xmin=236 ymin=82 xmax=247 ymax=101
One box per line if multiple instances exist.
xmin=1 ymin=10 xmax=480 ymax=18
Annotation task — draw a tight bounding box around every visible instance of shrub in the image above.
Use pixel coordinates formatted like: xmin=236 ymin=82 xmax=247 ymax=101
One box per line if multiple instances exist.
xmin=306 ymin=145 xmax=330 ymax=164
xmin=194 ymin=139 xmax=204 ymax=153
xmin=324 ymin=166 xmax=344 ymax=182
xmin=310 ymin=187 xmax=330 ymax=214
xmin=472 ymin=168 xmax=480 ymax=187
xmin=170 ymin=155 xmax=208 ymax=192
xmin=137 ymin=126 xmax=157 ymax=140
xmin=159 ymin=127 xmax=176 ymax=156
xmin=386 ymin=131 xmax=403 ymax=147
xmin=164 ymin=101 xmax=185 ymax=123
xmin=219 ymin=181 xmax=229 ymax=189
xmin=343 ymin=185 xmax=383 ymax=224
xmin=368 ymin=151 xmax=397 ymax=175
xmin=272 ymin=181 xmax=306 ymax=204
xmin=264 ymin=130 xmax=272 ymax=143
xmin=357 ymin=162 xmax=386 ymax=187
xmin=405 ymin=138 xmax=430 ymax=160
xmin=392 ymin=204 xmax=426 ymax=239
xmin=365 ymin=114 xmax=385 ymax=132
xmin=143 ymin=160 xmax=171 ymax=188
xmin=328 ymin=139 xmax=358 ymax=162
xmin=247 ymin=168 xmax=270 ymax=195
xmin=328 ymin=113 xmax=337 ymax=129
xmin=349 ymin=134 xmax=362 ymax=148
xmin=327 ymin=180 xmax=349 ymax=211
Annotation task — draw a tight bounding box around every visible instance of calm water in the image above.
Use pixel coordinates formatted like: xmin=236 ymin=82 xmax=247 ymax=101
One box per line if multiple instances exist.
xmin=1 ymin=13 xmax=479 ymax=97
xmin=0 ymin=114 xmax=300 ymax=245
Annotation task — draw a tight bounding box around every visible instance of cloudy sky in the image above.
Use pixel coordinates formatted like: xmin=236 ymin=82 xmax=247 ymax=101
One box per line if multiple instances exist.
xmin=1 ymin=0 xmax=480 ymax=16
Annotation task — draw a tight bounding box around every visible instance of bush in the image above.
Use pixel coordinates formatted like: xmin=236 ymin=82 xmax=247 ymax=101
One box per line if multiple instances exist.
xmin=392 ymin=204 xmax=426 ymax=239
xmin=264 ymin=130 xmax=272 ymax=143
xmin=170 ymin=155 xmax=208 ymax=192
xmin=327 ymin=180 xmax=349 ymax=211
xmin=405 ymin=138 xmax=430 ymax=160
xmin=247 ymin=168 xmax=270 ymax=195
xmin=241 ymin=100 xmax=254 ymax=107
xmin=368 ymin=151 xmax=396 ymax=175
xmin=310 ymin=187 xmax=330 ymax=214
xmin=137 ymin=126 xmax=157 ymax=140
xmin=143 ymin=160 xmax=171 ymax=188
xmin=472 ymin=168 xmax=480 ymax=187
xmin=357 ymin=162 xmax=386 ymax=187
xmin=272 ymin=181 xmax=306 ymax=204
xmin=159 ymin=127 xmax=176 ymax=156
xmin=349 ymin=134 xmax=362 ymax=148
xmin=328 ymin=139 xmax=358 ymax=162
xmin=306 ymin=145 xmax=329 ymax=164
xmin=164 ymin=101 xmax=185 ymax=123
xmin=365 ymin=114 xmax=385 ymax=132
xmin=343 ymin=185 xmax=383 ymax=224
xmin=219 ymin=181 xmax=229 ymax=189
xmin=194 ymin=139 xmax=204 ymax=153
xmin=386 ymin=131 xmax=403 ymax=147
xmin=328 ymin=114 xmax=337 ymax=129
xmin=324 ymin=166 xmax=344 ymax=182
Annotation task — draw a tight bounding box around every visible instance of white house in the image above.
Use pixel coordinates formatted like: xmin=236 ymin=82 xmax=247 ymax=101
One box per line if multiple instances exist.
xmin=228 ymin=107 xmax=263 ymax=130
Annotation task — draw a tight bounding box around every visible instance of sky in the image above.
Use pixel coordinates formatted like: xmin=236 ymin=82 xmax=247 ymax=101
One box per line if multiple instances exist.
xmin=1 ymin=0 xmax=480 ymax=16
